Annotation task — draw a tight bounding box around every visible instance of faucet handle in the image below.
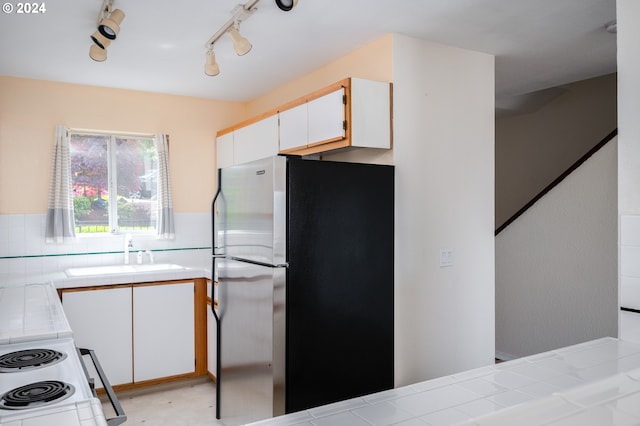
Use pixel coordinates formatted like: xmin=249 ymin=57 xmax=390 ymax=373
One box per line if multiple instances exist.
xmin=145 ymin=250 xmax=154 ymax=264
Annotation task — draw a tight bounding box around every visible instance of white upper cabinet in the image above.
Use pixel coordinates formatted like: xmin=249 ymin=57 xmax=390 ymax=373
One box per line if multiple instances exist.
xmin=350 ymin=78 xmax=391 ymax=149
xmin=216 ymin=114 xmax=279 ymax=169
xmin=215 ymin=77 xmax=391 ymax=166
xmin=232 ymin=114 xmax=279 ymax=166
xmin=278 ymin=103 xmax=308 ymax=152
xmin=307 ymin=88 xmax=346 ymax=147
xmin=216 ymin=132 xmax=234 ymax=170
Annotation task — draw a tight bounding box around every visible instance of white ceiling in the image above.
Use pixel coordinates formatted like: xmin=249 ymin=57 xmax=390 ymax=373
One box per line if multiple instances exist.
xmin=0 ymin=0 xmax=617 ymax=107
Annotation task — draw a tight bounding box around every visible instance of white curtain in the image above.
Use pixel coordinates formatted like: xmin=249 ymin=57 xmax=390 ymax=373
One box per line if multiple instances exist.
xmin=45 ymin=125 xmax=76 ymax=243
xmin=155 ymin=133 xmax=175 ymax=240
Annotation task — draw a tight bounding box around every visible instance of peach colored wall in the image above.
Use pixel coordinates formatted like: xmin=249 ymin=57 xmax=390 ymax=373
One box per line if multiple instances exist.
xmin=246 ymin=34 xmax=394 ymax=116
xmin=0 ymin=76 xmax=245 ymax=214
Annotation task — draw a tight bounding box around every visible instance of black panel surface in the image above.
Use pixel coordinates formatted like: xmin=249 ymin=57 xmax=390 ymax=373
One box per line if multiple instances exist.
xmin=285 ymin=158 xmax=394 ymax=413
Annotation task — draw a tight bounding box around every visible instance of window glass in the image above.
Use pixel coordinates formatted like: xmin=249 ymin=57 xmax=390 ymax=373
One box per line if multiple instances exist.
xmin=70 ymin=132 xmax=157 ymax=234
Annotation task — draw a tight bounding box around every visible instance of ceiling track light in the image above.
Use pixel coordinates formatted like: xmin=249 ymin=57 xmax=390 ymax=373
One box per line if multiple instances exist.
xmin=227 ymin=23 xmax=252 ymax=56
xmin=98 ymin=8 xmax=125 ymax=40
xmin=275 ymin=0 xmax=298 ymax=11
xmin=205 ymin=50 xmax=220 ymax=76
xmin=89 ymin=0 xmax=125 ymax=62
xmin=203 ymin=0 xmax=298 ymax=76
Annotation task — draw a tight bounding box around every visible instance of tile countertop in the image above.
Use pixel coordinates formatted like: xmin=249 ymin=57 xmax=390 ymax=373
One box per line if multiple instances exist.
xmin=0 ymin=266 xmax=212 ymax=289
xmin=248 ymin=337 xmax=640 ymax=426
xmin=0 ymin=282 xmax=73 ymax=344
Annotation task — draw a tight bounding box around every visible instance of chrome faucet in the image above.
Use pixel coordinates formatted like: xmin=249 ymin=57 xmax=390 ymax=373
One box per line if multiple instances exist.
xmin=124 ymin=233 xmax=133 ymax=265
xmin=145 ymin=250 xmax=154 ymax=264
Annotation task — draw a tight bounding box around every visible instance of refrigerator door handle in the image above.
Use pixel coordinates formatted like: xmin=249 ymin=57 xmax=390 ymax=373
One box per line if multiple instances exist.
xmin=229 ymin=256 xmax=288 ymax=269
xmin=212 ymin=168 xmax=224 ymax=256
xmin=211 ymin=258 xmax=222 ymax=420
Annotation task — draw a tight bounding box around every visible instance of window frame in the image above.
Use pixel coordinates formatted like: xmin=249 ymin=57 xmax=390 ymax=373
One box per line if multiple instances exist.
xmin=69 ymin=129 xmax=158 ymax=236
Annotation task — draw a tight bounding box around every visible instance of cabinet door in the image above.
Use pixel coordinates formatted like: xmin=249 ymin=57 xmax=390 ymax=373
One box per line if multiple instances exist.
xmin=307 ymin=88 xmax=345 ymax=146
xmin=216 ymin=132 xmax=234 ymax=169
xmin=207 ymin=302 xmax=217 ymax=378
xmin=279 ymin=103 xmax=308 ymax=152
xmin=350 ymin=78 xmax=391 ymax=149
xmin=62 ymin=287 xmax=133 ymax=387
xmin=234 ymin=115 xmax=279 ymax=165
xmin=133 ymin=282 xmax=195 ymax=382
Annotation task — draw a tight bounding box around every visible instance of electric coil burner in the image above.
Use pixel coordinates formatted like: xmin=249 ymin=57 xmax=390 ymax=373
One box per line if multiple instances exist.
xmin=0 ymin=348 xmax=67 ymax=373
xmin=0 ymin=380 xmax=75 ymax=410
xmin=0 ymin=283 xmax=124 ymax=425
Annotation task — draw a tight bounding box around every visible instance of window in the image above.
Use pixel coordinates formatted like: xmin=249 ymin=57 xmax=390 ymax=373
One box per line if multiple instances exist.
xmin=69 ymin=131 xmax=158 ymax=234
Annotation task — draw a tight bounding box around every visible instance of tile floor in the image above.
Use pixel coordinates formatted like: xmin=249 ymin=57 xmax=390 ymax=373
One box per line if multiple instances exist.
xmin=100 ymin=377 xmax=221 ymax=426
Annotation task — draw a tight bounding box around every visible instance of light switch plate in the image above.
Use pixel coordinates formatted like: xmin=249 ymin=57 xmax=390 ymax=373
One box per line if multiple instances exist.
xmin=440 ymin=249 xmax=454 ymax=267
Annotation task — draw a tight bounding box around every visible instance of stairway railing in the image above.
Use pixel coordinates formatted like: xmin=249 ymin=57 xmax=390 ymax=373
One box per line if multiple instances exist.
xmin=495 ymin=128 xmax=618 ymax=236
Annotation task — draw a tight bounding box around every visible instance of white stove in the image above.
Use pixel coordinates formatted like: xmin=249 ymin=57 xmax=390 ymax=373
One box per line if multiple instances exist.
xmin=0 ymin=283 xmax=122 ymax=426
xmin=0 ymin=337 xmax=106 ymax=425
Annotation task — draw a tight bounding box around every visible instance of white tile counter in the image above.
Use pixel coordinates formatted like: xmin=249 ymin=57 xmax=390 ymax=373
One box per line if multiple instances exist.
xmin=0 ymin=282 xmax=72 ymax=344
xmin=0 ymin=265 xmax=211 ymax=289
xmin=248 ymin=338 xmax=640 ymax=426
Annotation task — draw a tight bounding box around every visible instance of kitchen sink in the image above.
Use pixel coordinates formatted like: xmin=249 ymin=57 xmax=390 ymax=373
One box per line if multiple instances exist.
xmin=65 ymin=263 xmax=186 ymax=277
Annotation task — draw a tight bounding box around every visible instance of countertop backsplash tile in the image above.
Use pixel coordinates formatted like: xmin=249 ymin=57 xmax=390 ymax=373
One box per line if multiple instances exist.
xmin=0 ymin=212 xmax=211 ymax=285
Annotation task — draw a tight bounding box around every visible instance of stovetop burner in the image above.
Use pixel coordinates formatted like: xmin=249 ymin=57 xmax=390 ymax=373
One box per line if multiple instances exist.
xmin=0 ymin=348 xmax=67 ymax=373
xmin=0 ymin=380 xmax=75 ymax=410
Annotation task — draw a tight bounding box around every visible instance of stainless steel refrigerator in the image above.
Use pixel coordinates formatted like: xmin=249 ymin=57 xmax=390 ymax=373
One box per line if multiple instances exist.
xmin=211 ymin=156 xmax=394 ymax=425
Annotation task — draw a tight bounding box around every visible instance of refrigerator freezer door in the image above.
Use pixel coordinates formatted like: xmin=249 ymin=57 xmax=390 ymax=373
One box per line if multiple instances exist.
xmin=285 ymin=158 xmax=395 ymax=412
xmin=218 ymin=156 xmax=287 ymax=266
xmin=216 ymin=258 xmax=286 ymax=425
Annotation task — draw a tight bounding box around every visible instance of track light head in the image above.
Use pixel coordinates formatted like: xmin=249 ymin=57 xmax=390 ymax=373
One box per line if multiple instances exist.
xmin=89 ymin=44 xmax=107 ymax=62
xmin=275 ymin=0 xmax=298 ymax=11
xmin=98 ymin=8 xmax=125 ymax=40
xmin=90 ymin=30 xmax=111 ymax=50
xmin=227 ymin=25 xmax=252 ymax=56
xmin=205 ymin=50 xmax=220 ymax=76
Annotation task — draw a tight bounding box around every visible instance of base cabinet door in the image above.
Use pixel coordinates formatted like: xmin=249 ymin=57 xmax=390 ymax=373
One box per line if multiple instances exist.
xmin=133 ymin=282 xmax=195 ymax=382
xmin=62 ymin=287 xmax=133 ymax=387
xmin=207 ymin=301 xmax=217 ymax=378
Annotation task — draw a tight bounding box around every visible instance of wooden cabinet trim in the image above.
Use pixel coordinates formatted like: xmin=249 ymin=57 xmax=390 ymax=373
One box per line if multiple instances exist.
xmin=60 ymin=279 xmax=197 ymax=294
xmin=61 ymin=283 xmax=133 ymax=293
xmin=217 ymin=110 xmax=279 ymax=137
xmin=215 ymin=76 xmax=391 ymax=160
xmin=216 ymin=78 xmax=351 ymax=138
xmin=277 ymin=78 xmax=350 ymax=114
xmin=194 ymin=278 xmax=207 ymax=376
xmin=62 ymin=278 xmax=209 ymax=390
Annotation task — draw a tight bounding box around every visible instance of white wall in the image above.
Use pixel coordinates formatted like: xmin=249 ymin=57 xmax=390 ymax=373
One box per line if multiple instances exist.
xmin=496 ymin=139 xmax=618 ymax=359
xmin=496 ymin=74 xmax=617 ymax=228
xmin=618 ymin=0 xmax=640 ymax=342
xmin=391 ymin=35 xmax=495 ymax=386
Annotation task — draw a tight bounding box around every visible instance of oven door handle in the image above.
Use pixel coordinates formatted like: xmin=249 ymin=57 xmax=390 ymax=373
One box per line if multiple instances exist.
xmin=77 ymin=347 xmax=127 ymax=426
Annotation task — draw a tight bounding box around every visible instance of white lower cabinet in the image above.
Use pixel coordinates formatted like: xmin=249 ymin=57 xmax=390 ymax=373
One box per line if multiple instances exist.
xmin=62 ymin=281 xmax=195 ymax=388
xmin=206 ymin=279 xmax=217 ymax=379
xmin=133 ymin=282 xmax=195 ymax=382
xmin=62 ymin=286 xmax=133 ymax=387
xmin=206 ymin=301 xmax=217 ymax=378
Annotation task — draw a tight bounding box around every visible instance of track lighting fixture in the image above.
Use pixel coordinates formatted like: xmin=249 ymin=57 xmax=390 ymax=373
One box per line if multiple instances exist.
xmin=89 ymin=0 xmax=124 ymax=62
xmin=89 ymin=44 xmax=107 ymax=62
xmin=205 ymin=50 xmax=220 ymax=76
xmin=90 ymin=31 xmax=111 ymax=50
xmin=275 ymin=0 xmax=298 ymax=11
xmin=227 ymin=24 xmax=252 ymax=56
xmin=98 ymin=8 xmax=125 ymax=40
xmin=204 ymin=0 xmax=298 ymax=76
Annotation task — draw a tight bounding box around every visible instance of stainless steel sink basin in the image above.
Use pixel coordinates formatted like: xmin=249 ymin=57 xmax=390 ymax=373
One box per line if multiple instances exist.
xmin=65 ymin=263 xmax=186 ymax=277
